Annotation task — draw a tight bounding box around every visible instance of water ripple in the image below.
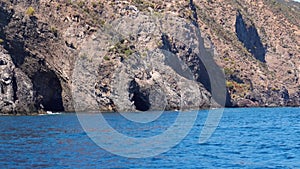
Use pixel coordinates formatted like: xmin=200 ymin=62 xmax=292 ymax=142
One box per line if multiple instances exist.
xmin=0 ymin=108 xmax=299 ymax=168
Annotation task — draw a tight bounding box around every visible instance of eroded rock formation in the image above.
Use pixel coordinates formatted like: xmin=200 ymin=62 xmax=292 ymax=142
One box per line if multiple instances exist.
xmin=0 ymin=0 xmax=299 ymax=114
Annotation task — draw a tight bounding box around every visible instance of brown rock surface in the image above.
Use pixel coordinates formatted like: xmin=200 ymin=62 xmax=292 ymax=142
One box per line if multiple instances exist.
xmin=0 ymin=0 xmax=299 ymax=114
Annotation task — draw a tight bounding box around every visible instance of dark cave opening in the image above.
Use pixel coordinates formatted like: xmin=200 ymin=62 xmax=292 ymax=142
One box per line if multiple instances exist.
xmin=32 ymin=71 xmax=64 ymax=112
xmin=128 ymin=80 xmax=151 ymax=111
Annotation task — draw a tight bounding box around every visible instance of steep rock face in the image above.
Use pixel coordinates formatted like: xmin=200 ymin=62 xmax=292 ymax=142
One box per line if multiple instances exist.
xmin=0 ymin=49 xmax=15 ymax=113
xmin=193 ymin=0 xmax=299 ymax=106
xmin=0 ymin=1 xmax=76 ymax=114
xmin=0 ymin=47 xmax=36 ymax=114
xmin=72 ymin=13 xmax=220 ymax=113
xmin=288 ymin=92 xmax=300 ymax=106
xmin=0 ymin=0 xmax=299 ymax=114
xmin=235 ymin=11 xmax=266 ymax=62
xmin=3 ymin=15 xmax=74 ymax=112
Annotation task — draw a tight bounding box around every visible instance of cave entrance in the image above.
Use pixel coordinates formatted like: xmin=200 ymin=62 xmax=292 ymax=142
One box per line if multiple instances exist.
xmin=129 ymin=80 xmax=151 ymax=111
xmin=131 ymin=92 xmax=151 ymax=111
xmin=33 ymin=71 xmax=64 ymax=112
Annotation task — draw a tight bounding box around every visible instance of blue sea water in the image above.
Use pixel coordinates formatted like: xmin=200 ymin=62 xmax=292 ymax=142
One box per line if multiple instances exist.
xmin=0 ymin=108 xmax=299 ymax=168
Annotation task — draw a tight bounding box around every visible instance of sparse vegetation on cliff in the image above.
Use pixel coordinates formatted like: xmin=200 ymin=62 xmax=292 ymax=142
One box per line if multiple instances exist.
xmin=0 ymin=0 xmax=299 ymax=114
xmin=25 ymin=7 xmax=35 ymax=16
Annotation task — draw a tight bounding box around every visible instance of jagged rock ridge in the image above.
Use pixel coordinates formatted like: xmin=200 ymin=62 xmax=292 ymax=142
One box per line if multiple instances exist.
xmin=0 ymin=0 xmax=299 ymax=114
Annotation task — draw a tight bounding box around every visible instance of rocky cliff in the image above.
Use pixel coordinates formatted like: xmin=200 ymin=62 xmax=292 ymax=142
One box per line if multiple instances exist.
xmin=0 ymin=0 xmax=299 ymax=114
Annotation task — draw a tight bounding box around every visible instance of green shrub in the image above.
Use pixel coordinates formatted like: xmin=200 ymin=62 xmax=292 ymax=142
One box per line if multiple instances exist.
xmin=92 ymin=2 xmax=97 ymax=8
xmin=80 ymin=54 xmax=87 ymax=60
xmin=156 ymin=40 xmax=163 ymax=48
xmin=224 ymin=67 xmax=234 ymax=75
xmin=103 ymin=56 xmax=110 ymax=61
xmin=78 ymin=1 xmax=85 ymax=8
xmin=226 ymin=81 xmax=234 ymax=89
xmin=124 ymin=49 xmax=133 ymax=56
xmin=26 ymin=7 xmax=35 ymax=16
xmin=67 ymin=0 xmax=73 ymax=6
xmin=99 ymin=19 xmax=105 ymax=26
xmin=50 ymin=26 xmax=58 ymax=36
xmin=142 ymin=52 xmax=147 ymax=57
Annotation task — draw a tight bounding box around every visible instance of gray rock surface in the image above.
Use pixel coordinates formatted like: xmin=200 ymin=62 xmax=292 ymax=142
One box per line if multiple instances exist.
xmin=72 ymin=14 xmax=219 ymax=112
xmin=0 ymin=49 xmax=15 ymax=114
xmin=0 ymin=0 xmax=299 ymax=114
xmin=0 ymin=47 xmax=36 ymax=114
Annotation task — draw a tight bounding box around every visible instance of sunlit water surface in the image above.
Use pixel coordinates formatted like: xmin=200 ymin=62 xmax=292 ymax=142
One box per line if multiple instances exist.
xmin=0 ymin=108 xmax=299 ymax=168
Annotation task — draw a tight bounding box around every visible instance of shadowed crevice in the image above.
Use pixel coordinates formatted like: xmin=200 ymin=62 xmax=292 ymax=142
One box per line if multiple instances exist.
xmin=235 ymin=11 xmax=266 ymax=62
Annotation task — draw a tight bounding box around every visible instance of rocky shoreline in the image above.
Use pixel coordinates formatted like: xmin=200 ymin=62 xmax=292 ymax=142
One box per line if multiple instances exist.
xmin=0 ymin=0 xmax=299 ymax=115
